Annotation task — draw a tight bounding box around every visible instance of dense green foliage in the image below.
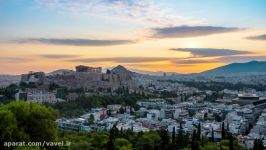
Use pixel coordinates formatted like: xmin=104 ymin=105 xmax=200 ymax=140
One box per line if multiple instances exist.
xmin=0 ymin=84 xmax=18 ymax=104
xmin=253 ymin=138 xmax=264 ymax=150
xmin=47 ymin=95 xmax=147 ymax=117
xmin=58 ymin=127 xmax=248 ymax=150
xmin=0 ymin=101 xmax=58 ymax=149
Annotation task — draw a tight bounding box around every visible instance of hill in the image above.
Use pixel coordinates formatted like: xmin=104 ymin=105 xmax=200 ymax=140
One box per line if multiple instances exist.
xmin=110 ymin=65 xmax=135 ymax=75
xmin=201 ymin=61 xmax=266 ymax=75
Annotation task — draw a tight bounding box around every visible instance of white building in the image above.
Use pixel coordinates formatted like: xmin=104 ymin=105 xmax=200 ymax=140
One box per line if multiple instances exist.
xmin=147 ymin=109 xmax=162 ymax=121
xmin=174 ymin=108 xmax=189 ymax=120
xmin=137 ymin=99 xmax=166 ymax=108
xmin=202 ymin=122 xmax=222 ymax=141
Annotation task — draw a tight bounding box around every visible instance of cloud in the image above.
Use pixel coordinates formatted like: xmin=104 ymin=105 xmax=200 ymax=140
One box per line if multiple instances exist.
xmin=14 ymin=38 xmax=135 ymax=46
xmin=68 ymin=53 xmax=259 ymax=67
xmin=246 ymin=34 xmax=266 ymax=41
xmin=126 ymin=63 xmax=186 ymax=69
xmin=69 ymin=57 xmax=215 ymax=70
xmin=69 ymin=57 xmax=174 ymax=63
xmin=69 ymin=56 xmax=220 ymax=68
xmin=172 ymin=59 xmax=218 ymax=64
xmin=35 ymin=0 xmax=202 ymax=27
xmin=170 ymin=48 xmax=252 ymax=57
xmin=0 ymin=57 xmax=33 ymax=63
xmin=152 ymin=26 xmax=243 ymax=38
xmin=39 ymin=54 xmax=80 ymax=59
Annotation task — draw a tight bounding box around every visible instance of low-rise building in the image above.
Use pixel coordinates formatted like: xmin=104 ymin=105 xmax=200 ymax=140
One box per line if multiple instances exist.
xmin=137 ymin=99 xmax=166 ymax=109
xmin=202 ymin=122 xmax=222 ymax=142
xmin=232 ymin=94 xmax=266 ymax=106
xmin=174 ymin=108 xmax=189 ymax=120
xmin=57 ymin=118 xmax=91 ymax=132
xmin=147 ymin=109 xmax=162 ymax=121
xmin=107 ymin=104 xmax=122 ymax=115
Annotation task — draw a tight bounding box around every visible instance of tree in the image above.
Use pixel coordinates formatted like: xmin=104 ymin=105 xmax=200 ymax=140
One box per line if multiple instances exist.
xmin=88 ymin=114 xmax=95 ymax=125
xmin=227 ymin=122 xmax=230 ymax=132
xmin=183 ymin=133 xmax=190 ymax=148
xmin=222 ymin=122 xmax=226 ymax=139
xmin=136 ymin=132 xmax=161 ymax=150
xmin=0 ymin=107 xmax=28 ymax=148
xmin=213 ymin=113 xmax=222 ymax=122
xmin=0 ymin=84 xmax=18 ymax=102
xmin=204 ymin=113 xmax=208 ymax=121
xmin=253 ymin=139 xmax=258 ymax=150
xmin=119 ymin=107 xmax=125 ymax=114
xmin=191 ymin=130 xmax=200 ymax=150
xmin=13 ymin=146 xmax=42 ymax=150
xmin=257 ymin=139 xmax=264 ymax=150
xmin=253 ymin=138 xmax=264 ymax=150
xmin=49 ymin=83 xmax=59 ymax=91
xmin=197 ymin=123 xmax=201 ymax=141
xmin=200 ymin=136 xmax=210 ymax=147
xmin=200 ymin=143 xmax=219 ymax=150
xmin=114 ymin=138 xmax=132 ymax=150
xmin=107 ymin=125 xmax=120 ymax=150
xmin=136 ymin=135 xmax=154 ymax=150
xmin=211 ymin=128 xmax=214 ymax=142
xmin=220 ymin=136 xmax=247 ymax=150
xmin=107 ymin=130 xmax=115 ymax=150
xmin=171 ymin=127 xmax=176 ymax=148
xmin=0 ymin=101 xmax=58 ymax=149
xmin=177 ymin=122 xmax=184 ymax=149
xmin=64 ymin=132 xmax=108 ymax=150
xmin=229 ymin=133 xmax=234 ymax=150
xmin=160 ymin=129 xmax=169 ymax=149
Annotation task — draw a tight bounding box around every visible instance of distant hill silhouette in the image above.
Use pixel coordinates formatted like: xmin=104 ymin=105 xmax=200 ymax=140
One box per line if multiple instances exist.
xmin=201 ymin=61 xmax=266 ymax=75
xmin=111 ymin=65 xmax=135 ymax=75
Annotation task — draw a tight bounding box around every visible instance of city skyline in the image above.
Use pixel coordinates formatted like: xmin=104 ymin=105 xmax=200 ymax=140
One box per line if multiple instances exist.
xmin=0 ymin=0 xmax=266 ymax=74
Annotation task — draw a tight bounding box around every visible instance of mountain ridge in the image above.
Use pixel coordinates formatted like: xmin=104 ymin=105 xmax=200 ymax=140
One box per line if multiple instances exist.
xmin=201 ymin=61 xmax=266 ymax=75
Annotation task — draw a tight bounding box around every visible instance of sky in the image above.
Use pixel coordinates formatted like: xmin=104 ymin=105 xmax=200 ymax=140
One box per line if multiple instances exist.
xmin=0 ymin=0 xmax=266 ymax=74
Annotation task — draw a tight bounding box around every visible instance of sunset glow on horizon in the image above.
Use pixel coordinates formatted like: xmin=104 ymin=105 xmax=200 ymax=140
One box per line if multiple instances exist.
xmin=0 ymin=0 xmax=266 ymax=74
